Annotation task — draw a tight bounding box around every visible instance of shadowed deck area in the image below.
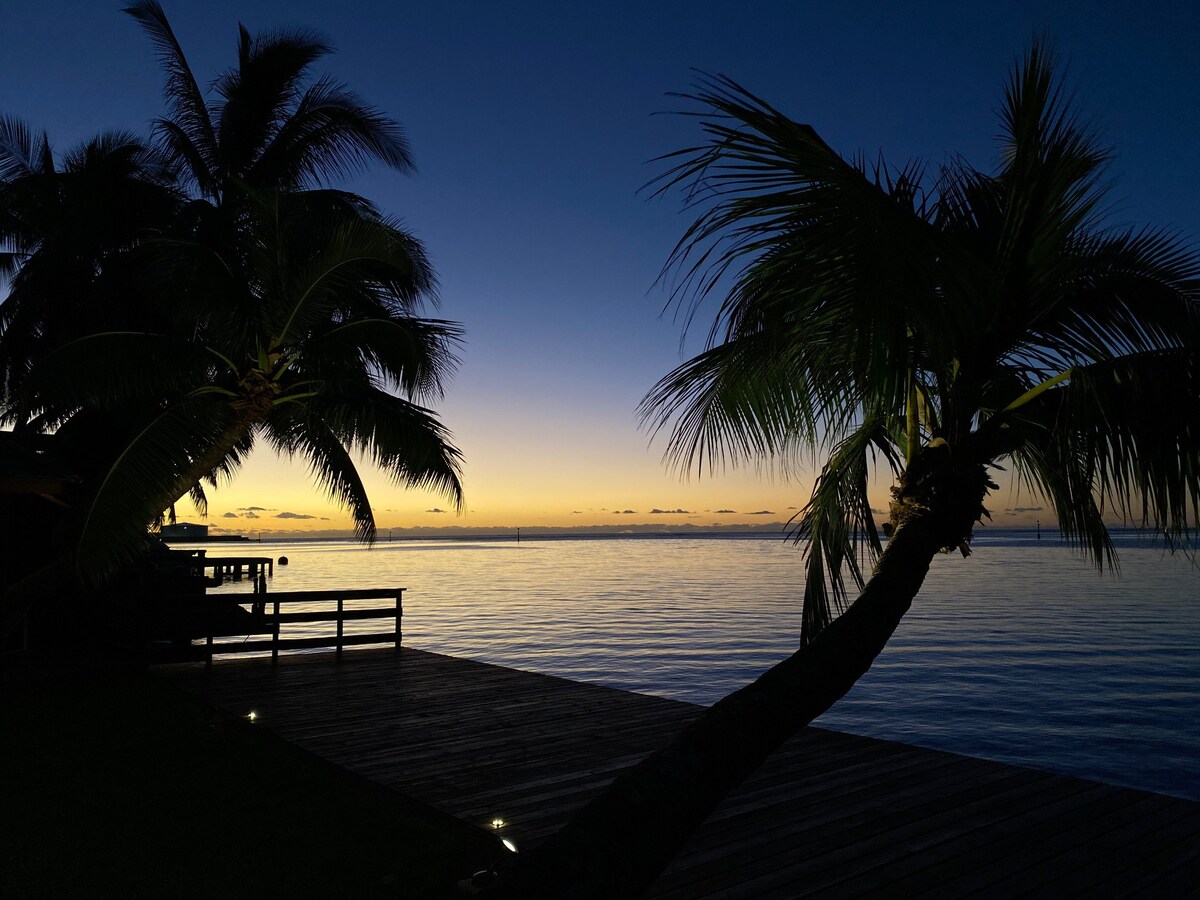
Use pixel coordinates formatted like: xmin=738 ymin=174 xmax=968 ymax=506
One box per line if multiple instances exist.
xmin=160 ymin=648 xmax=1200 ymax=897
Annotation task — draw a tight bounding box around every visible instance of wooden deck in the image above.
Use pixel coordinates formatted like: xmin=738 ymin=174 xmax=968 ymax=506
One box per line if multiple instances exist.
xmin=160 ymin=648 xmax=1200 ymax=898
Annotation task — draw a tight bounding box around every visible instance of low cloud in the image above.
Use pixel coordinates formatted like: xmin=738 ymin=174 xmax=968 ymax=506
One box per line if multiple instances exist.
xmin=613 ymin=509 xmax=637 ymax=515
xmin=320 ymin=517 xmax=329 ymax=521
xmin=221 ymin=512 xmax=239 ymax=518
xmin=748 ymin=510 xmax=775 ymax=515
xmin=715 ymin=509 xmax=736 ymax=514
xmin=650 ymin=508 xmax=690 ymax=515
xmin=426 ymin=507 xmax=447 ymax=514
xmin=276 ymin=511 xmax=316 ymax=520
xmin=243 ymin=510 xmax=260 ymax=519
xmin=1007 ymin=506 xmax=1044 ymax=513
xmin=238 ymin=506 xmax=273 ymax=511
xmin=571 ymin=510 xmax=583 ymax=514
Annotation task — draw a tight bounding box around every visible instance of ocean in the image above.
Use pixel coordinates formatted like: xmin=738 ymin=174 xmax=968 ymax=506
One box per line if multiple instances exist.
xmin=198 ymin=530 xmax=1199 ymax=801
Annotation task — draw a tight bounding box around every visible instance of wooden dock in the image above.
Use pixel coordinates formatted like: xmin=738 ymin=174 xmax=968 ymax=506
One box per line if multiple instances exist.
xmin=160 ymin=648 xmax=1200 ymax=897
xmin=199 ymin=554 xmax=274 ymax=580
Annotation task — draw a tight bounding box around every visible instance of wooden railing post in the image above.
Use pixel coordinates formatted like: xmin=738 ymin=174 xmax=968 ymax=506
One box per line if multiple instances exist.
xmin=206 ymin=632 xmax=213 ymax=672
xmin=336 ymin=597 xmax=344 ymax=662
xmin=272 ymin=597 xmax=280 ymax=665
xmin=395 ymin=590 xmax=404 ymax=652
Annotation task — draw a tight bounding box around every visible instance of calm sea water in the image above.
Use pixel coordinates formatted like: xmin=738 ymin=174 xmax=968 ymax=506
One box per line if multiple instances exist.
xmin=197 ymin=531 xmax=1199 ymax=801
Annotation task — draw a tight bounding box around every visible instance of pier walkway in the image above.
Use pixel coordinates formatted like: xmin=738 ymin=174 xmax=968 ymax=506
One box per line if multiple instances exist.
xmin=161 ymin=648 xmax=1199 ymax=897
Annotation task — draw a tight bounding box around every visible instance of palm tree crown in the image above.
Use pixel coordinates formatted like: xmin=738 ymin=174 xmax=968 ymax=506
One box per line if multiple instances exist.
xmin=642 ymin=43 xmax=1199 ymax=643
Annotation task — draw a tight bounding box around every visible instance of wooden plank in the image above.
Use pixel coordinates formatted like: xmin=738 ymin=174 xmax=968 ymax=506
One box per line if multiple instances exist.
xmin=961 ymin=796 xmax=1200 ymax=896
xmin=865 ymin=786 xmax=1156 ymax=896
xmin=651 ymin=757 xmax=1019 ymax=888
xmin=650 ymin=766 xmax=1061 ymax=898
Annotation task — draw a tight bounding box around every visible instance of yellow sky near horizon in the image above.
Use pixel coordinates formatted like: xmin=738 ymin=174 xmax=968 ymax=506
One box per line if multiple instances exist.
xmin=174 ymin=437 xmax=1053 ymax=536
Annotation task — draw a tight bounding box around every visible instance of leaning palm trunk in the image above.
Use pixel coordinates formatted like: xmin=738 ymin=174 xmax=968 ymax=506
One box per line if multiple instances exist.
xmin=482 ymin=512 xmax=946 ymax=898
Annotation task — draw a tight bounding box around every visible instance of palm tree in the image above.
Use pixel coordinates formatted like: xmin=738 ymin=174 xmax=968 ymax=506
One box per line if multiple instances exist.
xmin=481 ymin=44 xmax=1199 ymax=898
xmin=1 ymin=2 xmax=463 ymax=593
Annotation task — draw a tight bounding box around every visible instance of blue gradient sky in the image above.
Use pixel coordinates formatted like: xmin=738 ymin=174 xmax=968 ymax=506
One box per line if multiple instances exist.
xmin=4 ymin=1 xmax=1197 ymax=534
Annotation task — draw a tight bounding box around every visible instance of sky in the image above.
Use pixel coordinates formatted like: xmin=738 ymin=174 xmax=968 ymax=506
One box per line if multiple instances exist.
xmin=3 ymin=1 xmax=1198 ymax=537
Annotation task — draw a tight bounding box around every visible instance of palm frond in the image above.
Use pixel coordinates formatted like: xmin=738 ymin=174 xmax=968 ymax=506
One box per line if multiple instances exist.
xmin=60 ymin=130 xmax=167 ymax=181
xmin=994 ymin=41 xmax=1111 ymax=270
xmin=788 ymin=417 xmax=902 ymax=644
xmin=647 ymin=74 xmax=950 ymax=350
xmin=75 ymin=391 xmax=244 ymax=581
xmin=0 ymin=251 xmax=21 ymax=281
xmin=123 ymin=1 xmax=218 ymax=188
xmin=212 ymin=25 xmax=333 ymax=180
xmin=1064 ymin=350 xmax=1199 ymax=542
xmin=1000 ymin=347 xmax=1199 ymax=563
xmin=313 ymin=316 xmax=463 ymax=400
xmin=265 ymin=408 xmax=376 ymax=541
xmin=149 ymin=118 xmax=216 ymax=196
xmin=188 ymin=481 xmax=208 ymax=518
xmin=1016 ymin=226 xmax=1200 ymax=367
xmin=296 ymin=385 xmax=464 ymax=513
xmin=273 ymin=210 xmax=436 ymax=344
xmin=641 ymin=73 xmax=959 ymax=464
xmin=639 ymin=329 xmax=825 ymax=476
xmin=251 ymin=74 xmax=414 ymax=188
xmin=0 ymin=115 xmax=53 ymax=181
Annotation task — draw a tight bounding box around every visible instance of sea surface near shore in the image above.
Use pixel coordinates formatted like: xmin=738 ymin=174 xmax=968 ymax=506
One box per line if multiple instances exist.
xmin=196 ymin=530 xmax=1199 ymax=800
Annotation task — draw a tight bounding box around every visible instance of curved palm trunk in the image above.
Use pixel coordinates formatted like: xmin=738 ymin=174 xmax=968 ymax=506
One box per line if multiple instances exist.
xmin=481 ymin=513 xmax=946 ymax=898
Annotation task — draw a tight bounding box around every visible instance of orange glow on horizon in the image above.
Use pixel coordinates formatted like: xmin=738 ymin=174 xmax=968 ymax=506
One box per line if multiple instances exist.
xmin=171 ymin=443 xmax=1052 ymax=536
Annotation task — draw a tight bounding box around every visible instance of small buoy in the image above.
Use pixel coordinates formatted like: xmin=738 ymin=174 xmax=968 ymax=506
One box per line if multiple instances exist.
xmin=278 ymin=556 xmax=289 ymax=565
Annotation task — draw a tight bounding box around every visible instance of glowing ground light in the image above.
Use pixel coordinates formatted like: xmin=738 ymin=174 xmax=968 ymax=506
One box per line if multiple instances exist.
xmin=491 ymin=818 xmax=505 ymax=830
xmin=247 ymin=711 xmax=258 ymax=722
xmin=501 ymin=838 xmax=518 ymax=853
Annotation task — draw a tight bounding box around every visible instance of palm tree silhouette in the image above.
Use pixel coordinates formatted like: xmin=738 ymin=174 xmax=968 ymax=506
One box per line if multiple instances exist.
xmin=485 ymin=43 xmax=1199 ymax=898
xmin=1 ymin=2 xmax=463 ymax=584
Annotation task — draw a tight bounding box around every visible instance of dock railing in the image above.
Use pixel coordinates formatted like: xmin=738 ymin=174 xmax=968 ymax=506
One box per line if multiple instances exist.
xmin=146 ymin=588 xmax=404 ymax=670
